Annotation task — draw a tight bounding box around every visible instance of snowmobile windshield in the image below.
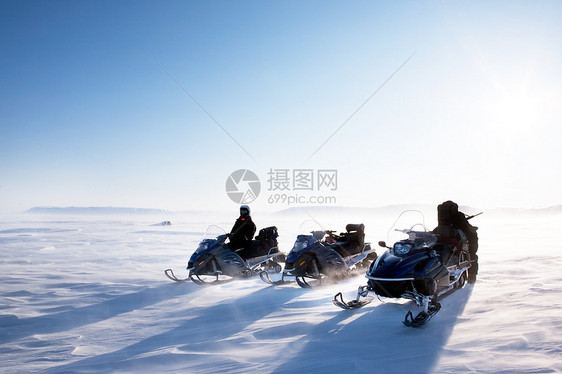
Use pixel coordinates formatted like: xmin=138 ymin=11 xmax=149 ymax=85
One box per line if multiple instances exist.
xmin=286 ymin=234 xmax=316 ymax=264
xmin=194 ymin=226 xmax=228 ymax=254
xmin=311 ymin=230 xmax=326 ymax=241
xmin=193 ymin=236 xmax=225 ymax=254
xmin=203 ymin=225 xmax=227 ymax=239
xmin=386 ymin=210 xmax=429 ymax=244
xmin=412 ymin=232 xmax=437 ymax=248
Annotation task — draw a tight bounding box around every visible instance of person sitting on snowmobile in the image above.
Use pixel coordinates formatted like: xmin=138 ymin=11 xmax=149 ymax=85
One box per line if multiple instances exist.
xmin=433 ymin=200 xmax=479 ymax=283
xmin=229 ymin=205 xmax=256 ymax=259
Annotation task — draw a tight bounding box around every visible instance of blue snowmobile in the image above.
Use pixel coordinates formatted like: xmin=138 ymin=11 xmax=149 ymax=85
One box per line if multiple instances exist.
xmin=165 ymin=225 xmax=285 ymax=285
xmin=333 ymin=210 xmax=479 ymax=327
xmin=261 ymin=224 xmax=377 ymax=288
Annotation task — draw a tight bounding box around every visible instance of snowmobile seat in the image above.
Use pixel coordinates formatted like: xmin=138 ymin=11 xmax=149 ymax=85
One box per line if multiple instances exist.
xmin=255 ymin=226 xmax=279 ymax=241
xmin=343 ymin=223 xmax=365 ymax=249
xmin=239 ymin=226 xmax=279 ymax=259
xmin=432 ymin=225 xmax=457 ymax=239
xmin=346 ymin=223 xmax=365 ymax=233
xmin=331 ymin=223 xmax=366 ymax=257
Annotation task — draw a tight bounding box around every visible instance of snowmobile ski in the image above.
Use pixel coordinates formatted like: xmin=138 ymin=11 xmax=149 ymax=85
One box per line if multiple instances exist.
xmin=403 ymin=302 xmax=441 ymax=327
xmin=164 ymin=268 xmax=190 ymax=282
xmin=332 ymin=291 xmax=373 ymax=310
xmin=259 ymin=270 xmax=293 ymax=285
xmin=295 ymin=273 xmax=325 ymax=288
xmin=189 ymin=270 xmax=236 ymax=286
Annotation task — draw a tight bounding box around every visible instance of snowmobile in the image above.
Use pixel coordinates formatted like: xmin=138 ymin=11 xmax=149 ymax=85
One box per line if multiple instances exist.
xmin=165 ymin=225 xmax=285 ymax=285
xmin=260 ymin=224 xmax=377 ymax=288
xmin=333 ymin=211 xmax=479 ymax=327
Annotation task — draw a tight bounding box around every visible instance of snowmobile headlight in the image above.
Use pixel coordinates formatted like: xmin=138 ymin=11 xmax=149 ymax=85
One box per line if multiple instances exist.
xmin=394 ymin=242 xmax=413 ymax=255
xmin=294 ymin=241 xmax=308 ymax=251
xmin=196 ymin=242 xmax=209 ymax=253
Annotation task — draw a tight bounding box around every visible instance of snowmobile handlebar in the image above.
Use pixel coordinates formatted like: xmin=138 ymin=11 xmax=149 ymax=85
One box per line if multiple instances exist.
xmin=310 ymin=230 xmax=328 ymax=236
xmin=394 ymin=228 xmax=424 ymax=234
xmin=325 ymin=230 xmax=341 ymax=241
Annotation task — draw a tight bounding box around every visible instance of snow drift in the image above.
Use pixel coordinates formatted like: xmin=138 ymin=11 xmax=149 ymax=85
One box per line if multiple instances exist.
xmin=1 ymin=209 xmax=561 ymax=373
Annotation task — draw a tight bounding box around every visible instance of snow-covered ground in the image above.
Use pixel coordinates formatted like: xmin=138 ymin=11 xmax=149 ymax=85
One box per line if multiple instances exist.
xmin=1 ymin=209 xmax=561 ymax=373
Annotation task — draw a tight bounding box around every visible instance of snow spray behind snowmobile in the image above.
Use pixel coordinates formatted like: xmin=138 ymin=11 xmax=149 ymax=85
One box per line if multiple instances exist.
xmin=260 ymin=224 xmax=377 ymax=288
xmin=165 ymin=225 xmax=285 ymax=285
xmin=333 ymin=211 xmax=479 ymax=327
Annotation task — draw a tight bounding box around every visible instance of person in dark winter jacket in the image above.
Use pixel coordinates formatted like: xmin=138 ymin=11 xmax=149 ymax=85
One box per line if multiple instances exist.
xmin=433 ymin=200 xmax=479 ymax=283
xmin=229 ymin=205 xmax=256 ymax=258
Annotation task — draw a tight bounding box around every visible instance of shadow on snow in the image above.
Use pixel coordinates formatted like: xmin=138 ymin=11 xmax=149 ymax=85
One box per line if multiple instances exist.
xmin=40 ymin=285 xmax=301 ymax=373
xmin=0 ymin=282 xmax=195 ymax=345
xmin=271 ymin=285 xmax=474 ymax=374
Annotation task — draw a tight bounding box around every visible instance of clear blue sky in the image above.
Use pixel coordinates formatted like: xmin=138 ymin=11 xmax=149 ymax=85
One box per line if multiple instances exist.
xmin=1 ymin=1 xmax=561 ymax=214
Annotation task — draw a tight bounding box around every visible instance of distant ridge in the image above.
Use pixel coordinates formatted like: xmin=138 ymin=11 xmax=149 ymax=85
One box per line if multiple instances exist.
xmin=25 ymin=206 xmax=216 ymax=215
xmin=26 ymin=207 xmax=173 ymax=215
xmin=489 ymin=205 xmax=562 ymax=215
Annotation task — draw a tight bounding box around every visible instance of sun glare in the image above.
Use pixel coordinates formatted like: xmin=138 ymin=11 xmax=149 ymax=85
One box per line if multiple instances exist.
xmin=494 ymin=93 xmax=540 ymax=131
